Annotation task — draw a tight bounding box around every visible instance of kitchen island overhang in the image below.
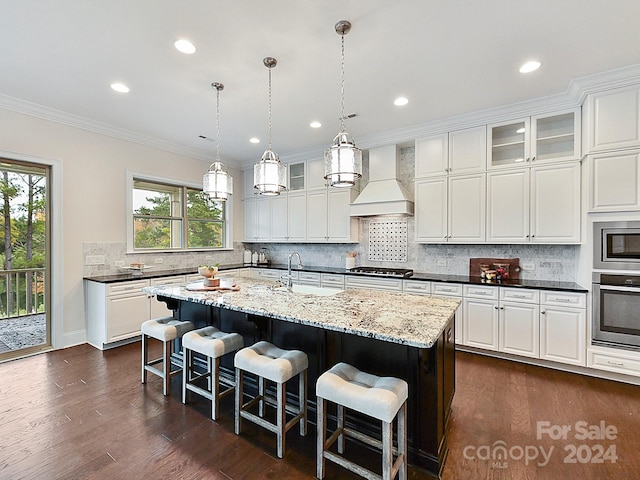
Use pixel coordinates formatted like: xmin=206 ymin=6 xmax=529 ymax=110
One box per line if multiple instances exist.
xmin=143 ymin=276 xmax=460 ymax=476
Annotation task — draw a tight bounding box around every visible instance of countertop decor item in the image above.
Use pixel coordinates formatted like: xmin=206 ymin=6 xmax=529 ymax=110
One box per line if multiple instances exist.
xmin=198 ymin=265 xmax=220 ymax=287
xmin=469 ymin=258 xmax=520 ymax=281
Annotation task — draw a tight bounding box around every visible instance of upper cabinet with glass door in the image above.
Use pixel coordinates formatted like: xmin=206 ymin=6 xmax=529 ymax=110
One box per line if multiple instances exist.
xmin=488 ymin=108 xmax=580 ymax=169
xmin=288 ymin=162 xmax=305 ymax=191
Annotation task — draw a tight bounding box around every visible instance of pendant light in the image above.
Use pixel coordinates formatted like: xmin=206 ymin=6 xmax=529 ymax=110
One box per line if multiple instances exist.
xmin=203 ymin=82 xmax=233 ymax=200
xmin=254 ymin=57 xmax=287 ymax=196
xmin=324 ymin=20 xmax=362 ymax=188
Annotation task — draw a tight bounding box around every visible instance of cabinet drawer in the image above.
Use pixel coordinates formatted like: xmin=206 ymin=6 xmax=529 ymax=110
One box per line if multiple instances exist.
xmin=540 ymin=291 xmax=586 ymax=308
xmin=321 ymin=273 xmax=345 ymax=288
xmin=107 ymin=280 xmax=149 ymax=296
xmin=463 ymin=284 xmax=498 ymax=300
xmin=256 ymin=269 xmax=288 ymax=280
xmin=298 ymin=271 xmax=321 ymax=282
xmin=589 ymin=351 xmax=640 ymax=377
xmin=403 ymin=280 xmax=431 ymax=295
xmin=432 ymin=282 xmax=463 ymax=297
xmin=150 ymin=275 xmax=185 ymax=287
xmin=345 ymin=276 xmax=403 ymax=292
xmin=500 ymin=287 xmax=539 ymax=304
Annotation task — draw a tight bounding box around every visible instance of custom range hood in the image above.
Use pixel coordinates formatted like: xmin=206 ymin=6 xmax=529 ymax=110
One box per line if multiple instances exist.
xmin=350 ymin=145 xmax=414 ymax=216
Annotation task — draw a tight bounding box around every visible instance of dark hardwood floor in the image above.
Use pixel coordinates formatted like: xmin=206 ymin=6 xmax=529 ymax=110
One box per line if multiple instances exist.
xmin=1 ymin=342 xmax=639 ymax=479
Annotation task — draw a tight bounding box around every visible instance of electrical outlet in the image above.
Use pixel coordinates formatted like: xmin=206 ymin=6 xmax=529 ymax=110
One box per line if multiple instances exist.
xmin=85 ymin=255 xmax=105 ymax=265
xmin=154 ymin=258 xmax=164 ymax=264
xmin=114 ymin=260 xmax=125 ymax=267
xmin=437 ymin=259 xmax=447 ymax=267
xmin=522 ymin=262 xmax=535 ymax=271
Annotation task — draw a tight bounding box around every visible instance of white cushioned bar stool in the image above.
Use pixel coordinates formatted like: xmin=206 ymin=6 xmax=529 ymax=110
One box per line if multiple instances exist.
xmin=316 ymin=362 xmax=408 ymax=480
xmin=141 ymin=316 xmax=195 ymax=396
xmin=182 ymin=326 xmax=244 ymax=420
xmin=234 ymin=340 xmax=308 ymax=458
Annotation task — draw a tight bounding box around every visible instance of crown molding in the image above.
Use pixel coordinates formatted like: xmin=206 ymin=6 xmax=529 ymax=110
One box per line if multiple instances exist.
xmin=0 ymin=93 xmax=218 ymax=164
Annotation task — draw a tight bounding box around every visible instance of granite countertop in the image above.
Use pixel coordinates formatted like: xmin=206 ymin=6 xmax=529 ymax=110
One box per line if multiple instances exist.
xmin=85 ymin=262 xmax=587 ymax=293
xmin=142 ymin=274 xmax=460 ymax=349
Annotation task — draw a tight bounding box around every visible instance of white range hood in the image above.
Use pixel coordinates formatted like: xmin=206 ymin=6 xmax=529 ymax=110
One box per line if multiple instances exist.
xmin=350 ymin=145 xmax=414 ymax=217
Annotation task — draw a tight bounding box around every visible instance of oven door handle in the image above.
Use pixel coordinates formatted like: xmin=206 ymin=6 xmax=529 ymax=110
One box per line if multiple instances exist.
xmin=598 ymin=284 xmax=640 ymax=293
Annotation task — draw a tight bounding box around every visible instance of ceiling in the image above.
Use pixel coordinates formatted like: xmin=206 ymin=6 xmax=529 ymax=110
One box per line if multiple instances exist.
xmin=2 ymin=0 xmax=640 ymax=168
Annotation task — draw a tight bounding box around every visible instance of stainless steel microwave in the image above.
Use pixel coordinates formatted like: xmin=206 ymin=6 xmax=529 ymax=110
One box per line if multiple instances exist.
xmin=594 ymin=221 xmax=640 ymax=270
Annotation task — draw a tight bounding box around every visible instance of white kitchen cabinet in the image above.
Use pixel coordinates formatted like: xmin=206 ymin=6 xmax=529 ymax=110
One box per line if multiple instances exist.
xmin=306 ymin=188 xmax=358 ymax=243
xmin=487 ymin=162 xmax=581 ymax=243
xmin=306 ymin=158 xmax=328 ymax=190
xmin=296 ymin=271 xmax=321 ymax=286
xmin=415 ymin=126 xmax=486 ymax=178
xmin=149 ymin=276 xmax=186 ymax=319
xmin=415 ymin=173 xmax=485 ymax=243
xmin=243 ymin=196 xmax=270 ymax=242
xmin=585 ymin=85 xmax=640 ymax=153
xmin=540 ymin=291 xmax=586 ymax=366
xmin=588 ymin=347 xmax=640 ymax=378
xmin=286 ymin=191 xmax=307 ymax=242
xmin=345 ymin=275 xmax=403 ymax=292
xmin=402 ymin=279 xmax=431 ymax=295
xmin=463 ymin=285 xmax=499 ymax=350
xmin=499 ymin=301 xmax=540 ymax=358
xmin=269 ymin=195 xmax=289 ymax=242
xmin=243 ymin=168 xmax=256 ymax=198
xmin=488 ymin=109 xmax=580 ymax=168
xmin=288 ymin=162 xmax=306 ymax=191
xmin=86 ymin=279 xmax=149 ymax=349
xmin=588 ymin=151 xmax=640 ymax=212
xmin=321 ymin=273 xmax=345 ymax=289
xmin=432 ymin=282 xmax=463 ymax=343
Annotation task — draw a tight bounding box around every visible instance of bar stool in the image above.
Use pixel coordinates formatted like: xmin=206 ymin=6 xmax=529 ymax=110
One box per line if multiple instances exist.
xmin=182 ymin=326 xmax=244 ymax=420
xmin=141 ymin=316 xmax=195 ymax=396
xmin=316 ymin=362 xmax=408 ymax=480
xmin=234 ymin=340 xmax=308 ymax=458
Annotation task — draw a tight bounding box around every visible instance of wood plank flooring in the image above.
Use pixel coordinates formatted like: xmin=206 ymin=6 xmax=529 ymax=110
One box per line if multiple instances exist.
xmin=0 ymin=342 xmax=639 ymax=479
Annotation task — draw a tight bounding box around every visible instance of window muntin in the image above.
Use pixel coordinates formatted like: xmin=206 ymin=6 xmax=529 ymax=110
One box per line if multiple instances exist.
xmin=132 ymin=179 xmax=227 ymax=250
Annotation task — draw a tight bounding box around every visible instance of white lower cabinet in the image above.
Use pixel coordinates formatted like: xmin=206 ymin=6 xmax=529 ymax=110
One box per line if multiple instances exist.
xmin=463 ymin=285 xmax=499 ymax=350
xmin=431 ymin=282 xmax=464 ymax=344
xmin=461 ymin=285 xmax=586 ymax=366
xmin=296 ymin=271 xmax=321 ymax=286
xmin=345 ymin=275 xmax=403 ymax=292
xmin=540 ymin=291 xmax=586 ymax=366
xmin=86 ymin=275 xmax=185 ymax=350
xmin=321 ymin=273 xmax=345 ymax=289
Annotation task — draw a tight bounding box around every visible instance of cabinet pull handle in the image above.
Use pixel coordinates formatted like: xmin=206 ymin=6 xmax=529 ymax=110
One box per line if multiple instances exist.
xmin=494 ymin=306 xmax=499 ymax=309
xmin=607 ymin=360 xmax=624 ymax=366
xmin=531 ymin=156 xmax=536 ymax=162
xmin=555 ymin=298 xmax=571 ymax=302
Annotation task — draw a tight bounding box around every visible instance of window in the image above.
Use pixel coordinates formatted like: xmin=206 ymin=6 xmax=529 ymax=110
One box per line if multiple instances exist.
xmin=130 ymin=177 xmax=229 ymax=251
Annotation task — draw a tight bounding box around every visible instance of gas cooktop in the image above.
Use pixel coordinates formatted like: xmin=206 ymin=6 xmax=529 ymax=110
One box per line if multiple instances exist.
xmin=348 ymin=267 xmax=414 ymax=278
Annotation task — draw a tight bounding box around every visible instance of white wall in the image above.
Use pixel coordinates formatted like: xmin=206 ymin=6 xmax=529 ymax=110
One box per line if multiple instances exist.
xmin=0 ymin=107 xmax=242 ymax=348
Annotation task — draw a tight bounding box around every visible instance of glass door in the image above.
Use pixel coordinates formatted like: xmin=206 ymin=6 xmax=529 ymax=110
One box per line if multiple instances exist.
xmin=0 ymin=159 xmax=50 ymax=360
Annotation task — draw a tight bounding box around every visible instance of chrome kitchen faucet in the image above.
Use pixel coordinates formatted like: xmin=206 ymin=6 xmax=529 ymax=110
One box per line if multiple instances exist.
xmin=285 ymin=252 xmax=303 ymax=290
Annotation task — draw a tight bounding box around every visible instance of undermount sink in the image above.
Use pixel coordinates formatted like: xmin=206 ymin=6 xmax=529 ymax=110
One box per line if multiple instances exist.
xmin=275 ymin=284 xmax=344 ymax=296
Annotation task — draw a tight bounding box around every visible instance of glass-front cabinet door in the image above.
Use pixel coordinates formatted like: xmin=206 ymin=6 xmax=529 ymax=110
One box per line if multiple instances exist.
xmin=488 ymin=119 xmax=530 ymax=168
xmin=288 ymin=162 xmax=305 ymax=191
xmin=531 ymin=109 xmax=580 ymax=163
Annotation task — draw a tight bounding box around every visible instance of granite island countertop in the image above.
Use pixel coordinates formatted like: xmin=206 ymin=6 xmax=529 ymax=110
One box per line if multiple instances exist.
xmin=143 ymin=274 xmax=460 ymax=349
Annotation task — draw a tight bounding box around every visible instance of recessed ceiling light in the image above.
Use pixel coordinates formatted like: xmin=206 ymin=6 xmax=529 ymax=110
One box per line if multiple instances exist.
xmin=310 ymin=121 xmax=322 ymax=128
xmin=519 ymin=61 xmax=541 ymax=73
xmin=110 ymin=82 xmax=130 ymax=93
xmin=394 ymin=97 xmax=409 ymax=106
xmin=174 ymin=39 xmax=196 ymax=54
xmin=250 ymin=137 xmax=260 ymax=144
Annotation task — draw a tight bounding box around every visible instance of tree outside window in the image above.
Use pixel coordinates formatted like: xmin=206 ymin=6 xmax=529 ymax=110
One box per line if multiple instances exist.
xmin=132 ymin=179 xmax=226 ymax=250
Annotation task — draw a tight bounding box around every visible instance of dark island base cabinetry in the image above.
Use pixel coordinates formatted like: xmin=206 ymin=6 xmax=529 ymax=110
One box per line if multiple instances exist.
xmin=173 ymin=297 xmax=456 ymax=476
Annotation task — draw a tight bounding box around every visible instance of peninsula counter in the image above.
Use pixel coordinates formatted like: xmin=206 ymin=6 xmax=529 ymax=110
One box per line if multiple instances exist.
xmin=144 ymin=274 xmax=460 ymax=476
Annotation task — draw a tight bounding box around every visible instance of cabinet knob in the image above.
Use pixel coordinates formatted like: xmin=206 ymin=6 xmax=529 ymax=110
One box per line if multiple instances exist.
xmin=541 ymin=310 xmax=546 ymax=314
xmin=531 ymin=234 xmax=535 ymax=238
xmin=531 ymin=156 xmax=536 ymax=162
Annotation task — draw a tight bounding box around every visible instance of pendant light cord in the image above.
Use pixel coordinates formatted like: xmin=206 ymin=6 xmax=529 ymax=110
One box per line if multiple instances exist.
xmin=268 ymin=64 xmax=273 ymax=150
xmin=216 ymin=86 xmax=221 ymax=162
xmin=340 ymin=32 xmax=346 ymax=132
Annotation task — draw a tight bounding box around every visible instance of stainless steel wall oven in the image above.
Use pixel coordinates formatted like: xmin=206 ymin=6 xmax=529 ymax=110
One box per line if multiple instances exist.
xmin=592 ymin=273 xmax=640 ymax=351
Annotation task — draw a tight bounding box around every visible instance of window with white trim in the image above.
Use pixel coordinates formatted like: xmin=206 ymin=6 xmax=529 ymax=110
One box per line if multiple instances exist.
xmin=130 ymin=177 xmax=229 ymax=251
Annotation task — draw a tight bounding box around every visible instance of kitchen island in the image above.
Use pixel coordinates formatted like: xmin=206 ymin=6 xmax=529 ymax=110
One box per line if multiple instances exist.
xmin=143 ymin=273 xmax=460 ymax=476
